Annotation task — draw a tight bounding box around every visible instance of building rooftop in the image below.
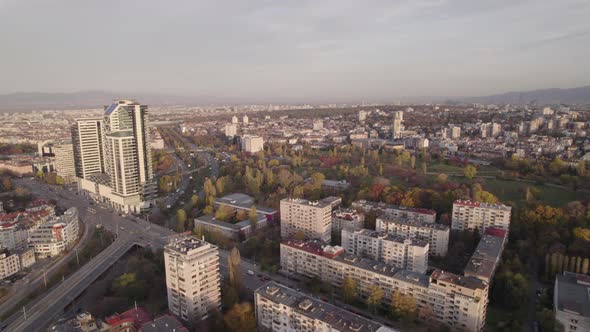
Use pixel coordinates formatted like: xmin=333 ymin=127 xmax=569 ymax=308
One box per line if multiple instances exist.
xmin=165 ymin=235 xmax=212 ymax=254
xmin=194 ymin=212 xmax=267 ymax=231
xmin=105 ymin=306 xmax=152 ymax=329
xmin=555 ymin=272 xmax=590 ymax=319
xmin=282 ymin=196 xmax=342 ymax=209
xmin=353 ymin=200 xmax=436 ymax=216
xmin=377 ymin=215 xmax=449 ymax=231
xmin=214 ymin=193 xmax=277 ymax=215
xmin=453 ymin=200 xmax=512 ymax=211
xmin=348 ymin=229 xmax=429 ymax=248
xmin=431 ymin=269 xmax=487 ymax=290
xmin=140 ymin=314 xmax=189 ymax=332
xmin=256 ymin=282 xmax=388 ymax=332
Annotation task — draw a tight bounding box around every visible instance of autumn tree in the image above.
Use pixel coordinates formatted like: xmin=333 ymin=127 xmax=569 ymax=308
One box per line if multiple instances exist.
xmin=577 ymin=160 xmax=586 ymax=177
xmin=391 ymin=291 xmax=417 ymax=322
xmin=249 ymin=206 xmax=258 ymax=231
xmin=367 ymin=285 xmax=384 ymax=314
xmin=549 ymin=157 xmax=565 ymax=175
xmin=176 ymin=209 xmax=187 ymax=232
xmin=464 ymin=165 xmax=477 ymax=180
xmin=228 ymin=247 xmax=242 ymax=290
xmin=342 ymin=276 xmax=358 ymax=303
xmin=224 ymin=302 xmax=257 ymax=332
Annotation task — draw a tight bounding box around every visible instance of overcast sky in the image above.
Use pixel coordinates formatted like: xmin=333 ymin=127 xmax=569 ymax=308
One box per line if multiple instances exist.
xmin=1 ymin=0 xmax=589 ymax=102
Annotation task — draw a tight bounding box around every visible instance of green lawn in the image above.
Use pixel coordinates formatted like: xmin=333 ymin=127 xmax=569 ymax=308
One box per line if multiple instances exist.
xmin=483 ymin=179 xmax=587 ymax=206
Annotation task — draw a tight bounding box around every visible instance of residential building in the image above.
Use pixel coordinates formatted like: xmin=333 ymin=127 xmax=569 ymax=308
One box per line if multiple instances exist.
xmin=451 ymin=200 xmax=512 ymax=235
xmin=331 ymin=208 xmax=364 ymax=233
xmin=232 ymin=115 xmax=238 ymax=124
xmin=554 ymin=272 xmax=590 ymax=332
xmin=194 ymin=213 xmax=268 ymax=241
xmin=463 ymin=228 xmax=507 ymax=283
xmin=164 ymin=236 xmax=221 ymax=323
xmin=358 ymin=110 xmax=367 ymax=122
xmin=53 ymin=141 xmax=76 ymax=184
xmin=352 ymin=200 xmax=436 ymax=224
xmin=280 ymin=197 xmax=342 ymax=243
xmin=313 ymin=119 xmax=323 ymax=131
xmin=450 ymin=125 xmax=461 ymax=139
xmin=243 ymin=114 xmax=249 ymax=124
xmin=224 ymin=123 xmax=237 ymax=138
xmin=71 ymin=118 xmax=105 ymax=179
xmin=342 ymin=228 xmax=428 ymax=273
xmin=280 ymin=240 xmax=488 ymax=332
xmin=392 ymin=111 xmax=403 ymax=139
xmin=29 ymin=207 xmax=80 ymax=257
xmin=140 ymin=314 xmax=190 ymax=332
xmin=0 ymin=252 xmax=20 ymax=280
xmin=241 ymin=135 xmax=264 ymax=153
xmin=75 ymin=100 xmax=156 ymax=213
xmin=255 ymin=281 xmax=394 ymax=332
xmin=0 ymin=204 xmax=55 ymax=250
xmin=375 ymin=217 xmax=449 ymax=256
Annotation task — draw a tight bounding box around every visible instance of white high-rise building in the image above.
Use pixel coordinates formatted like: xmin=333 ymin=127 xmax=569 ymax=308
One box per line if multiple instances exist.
xmin=241 ymin=135 xmax=264 ymax=153
xmin=280 ymin=197 xmax=341 ymax=243
xmin=358 ymin=110 xmax=367 ymax=122
xmin=224 ymin=123 xmax=237 ymax=138
xmin=164 ymin=236 xmax=221 ymax=323
xmin=53 ymin=142 xmax=76 ymax=184
xmin=392 ymin=111 xmax=403 ymax=139
xmin=243 ymin=114 xmax=249 ymax=124
xmin=231 ymin=115 xmax=238 ymax=124
xmin=450 ymin=125 xmax=461 ymax=139
xmin=312 ymin=119 xmax=323 ymax=131
xmin=491 ymin=123 xmax=502 ymax=137
xmin=342 ymin=228 xmax=429 ymax=273
xmin=451 ymin=200 xmax=512 ymax=235
xmin=71 ymin=118 xmax=105 ymax=179
xmin=74 ymin=100 xmax=155 ymax=213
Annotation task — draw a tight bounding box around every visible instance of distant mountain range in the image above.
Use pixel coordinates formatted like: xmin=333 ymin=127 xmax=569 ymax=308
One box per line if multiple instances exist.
xmin=460 ymin=85 xmax=590 ymax=105
xmin=0 ymin=85 xmax=589 ymax=111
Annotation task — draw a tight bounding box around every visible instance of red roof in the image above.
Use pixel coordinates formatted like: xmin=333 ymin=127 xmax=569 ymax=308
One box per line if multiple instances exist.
xmin=484 ymin=227 xmax=508 ymax=239
xmin=106 ymin=307 xmax=152 ymax=330
xmin=282 ymin=240 xmax=324 ymax=256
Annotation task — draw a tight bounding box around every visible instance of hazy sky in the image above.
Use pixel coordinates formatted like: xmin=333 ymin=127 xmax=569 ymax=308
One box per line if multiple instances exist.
xmin=1 ymin=0 xmax=589 ymax=102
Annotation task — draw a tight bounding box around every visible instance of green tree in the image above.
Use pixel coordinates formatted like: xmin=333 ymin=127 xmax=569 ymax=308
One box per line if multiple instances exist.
xmin=191 ymin=194 xmax=198 ymax=207
xmin=342 ymin=276 xmax=358 ymax=303
xmin=437 ymin=173 xmax=448 ymax=183
xmin=228 ymin=247 xmax=242 ymax=290
xmin=176 ymin=209 xmax=187 ymax=232
xmin=464 ymin=165 xmax=477 ymax=180
xmin=224 ymin=303 xmax=257 ymax=332
xmin=367 ymin=285 xmax=384 ymax=314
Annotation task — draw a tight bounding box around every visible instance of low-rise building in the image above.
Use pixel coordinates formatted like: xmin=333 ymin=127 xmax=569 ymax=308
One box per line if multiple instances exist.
xmin=352 ymin=200 xmax=436 ymax=224
xmin=342 ymin=228 xmax=428 ymax=274
xmin=554 ymin=272 xmax=590 ymax=332
xmin=29 ymin=207 xmax=80 ymax=257
xmin=193 ymin=213 xmax=268 ymax=241
xmin=451 ymin=200 xmax=512 ymax=235
xmin=0 ymin=204 xmax=55 ymax=250
xmin=331 ymin=208 xmax=364 ymax=233
xmin=375 ymin=217 xmax=449 ymax=256
xmin=255 ymin=281 xmax=394 ymax=332
xmin=213 ymin=193 xmax=278 ymax=222
xmin=0 ymin=251 xmax=20 ymax=280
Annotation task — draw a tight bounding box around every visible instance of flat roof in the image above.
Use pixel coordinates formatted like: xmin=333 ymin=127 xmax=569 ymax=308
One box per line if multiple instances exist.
xmin=431 ymin=269 xmax=487 ymax=290
xmin=165 ymin=236 xmax=211 ymax=254
xmin=377 ymin=215 xmax=449 ymax=231
xmin=555 ymin=272 xmax=590 ymax=318
xmin=256 ymin=282 xmax=387 ymax=332
xmin=352 ymin=200 xmax=436 ymax=216
xmin=214 ymin=193 xmax=277 ymax=214
xmin=195 ymin=213 xmax=267 ymax=231
xmin=141 ymin=314 xmax=189 ymax=332
xmin=453 ymin=200 xmax=512 ymax=211
xmin=346 ymin=229 xmax=429 ymax=248
xmin=281 ymin=196 xmax=342 ymax=209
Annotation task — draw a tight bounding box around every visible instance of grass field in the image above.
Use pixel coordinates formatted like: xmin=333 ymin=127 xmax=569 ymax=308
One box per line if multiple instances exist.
xmin=483 ymin=178 xmax=587 ymax=206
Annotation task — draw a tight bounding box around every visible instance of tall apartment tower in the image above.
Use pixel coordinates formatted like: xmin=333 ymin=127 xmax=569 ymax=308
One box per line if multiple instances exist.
xmin=53 ymin=142 xmax=76 ymax=184
xmin=103 ymin=100 xmax=154 ymax=206
xmin=164 ymin=236 xmax=221 ymax=323
xmin=280 ymin=197 xmax=340 ymax=243
xmin=71 ymin=118 xmax=105 ymax=179
xmin=392 ymin=111 xmax=403 ymax=139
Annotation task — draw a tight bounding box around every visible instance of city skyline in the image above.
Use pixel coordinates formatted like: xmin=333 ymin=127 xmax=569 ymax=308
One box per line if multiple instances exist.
xmin=0 ymin=0 xmax=589 ymax=101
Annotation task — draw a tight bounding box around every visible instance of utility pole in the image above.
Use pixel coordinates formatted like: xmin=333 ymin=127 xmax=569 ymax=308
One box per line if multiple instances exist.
xmin=23 ymin=306 xmax=27 ymax=320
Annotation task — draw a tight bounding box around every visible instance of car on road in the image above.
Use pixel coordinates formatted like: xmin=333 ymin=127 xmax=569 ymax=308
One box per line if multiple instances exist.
xmin=247 ymin=270 xmax=255 ymax=276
